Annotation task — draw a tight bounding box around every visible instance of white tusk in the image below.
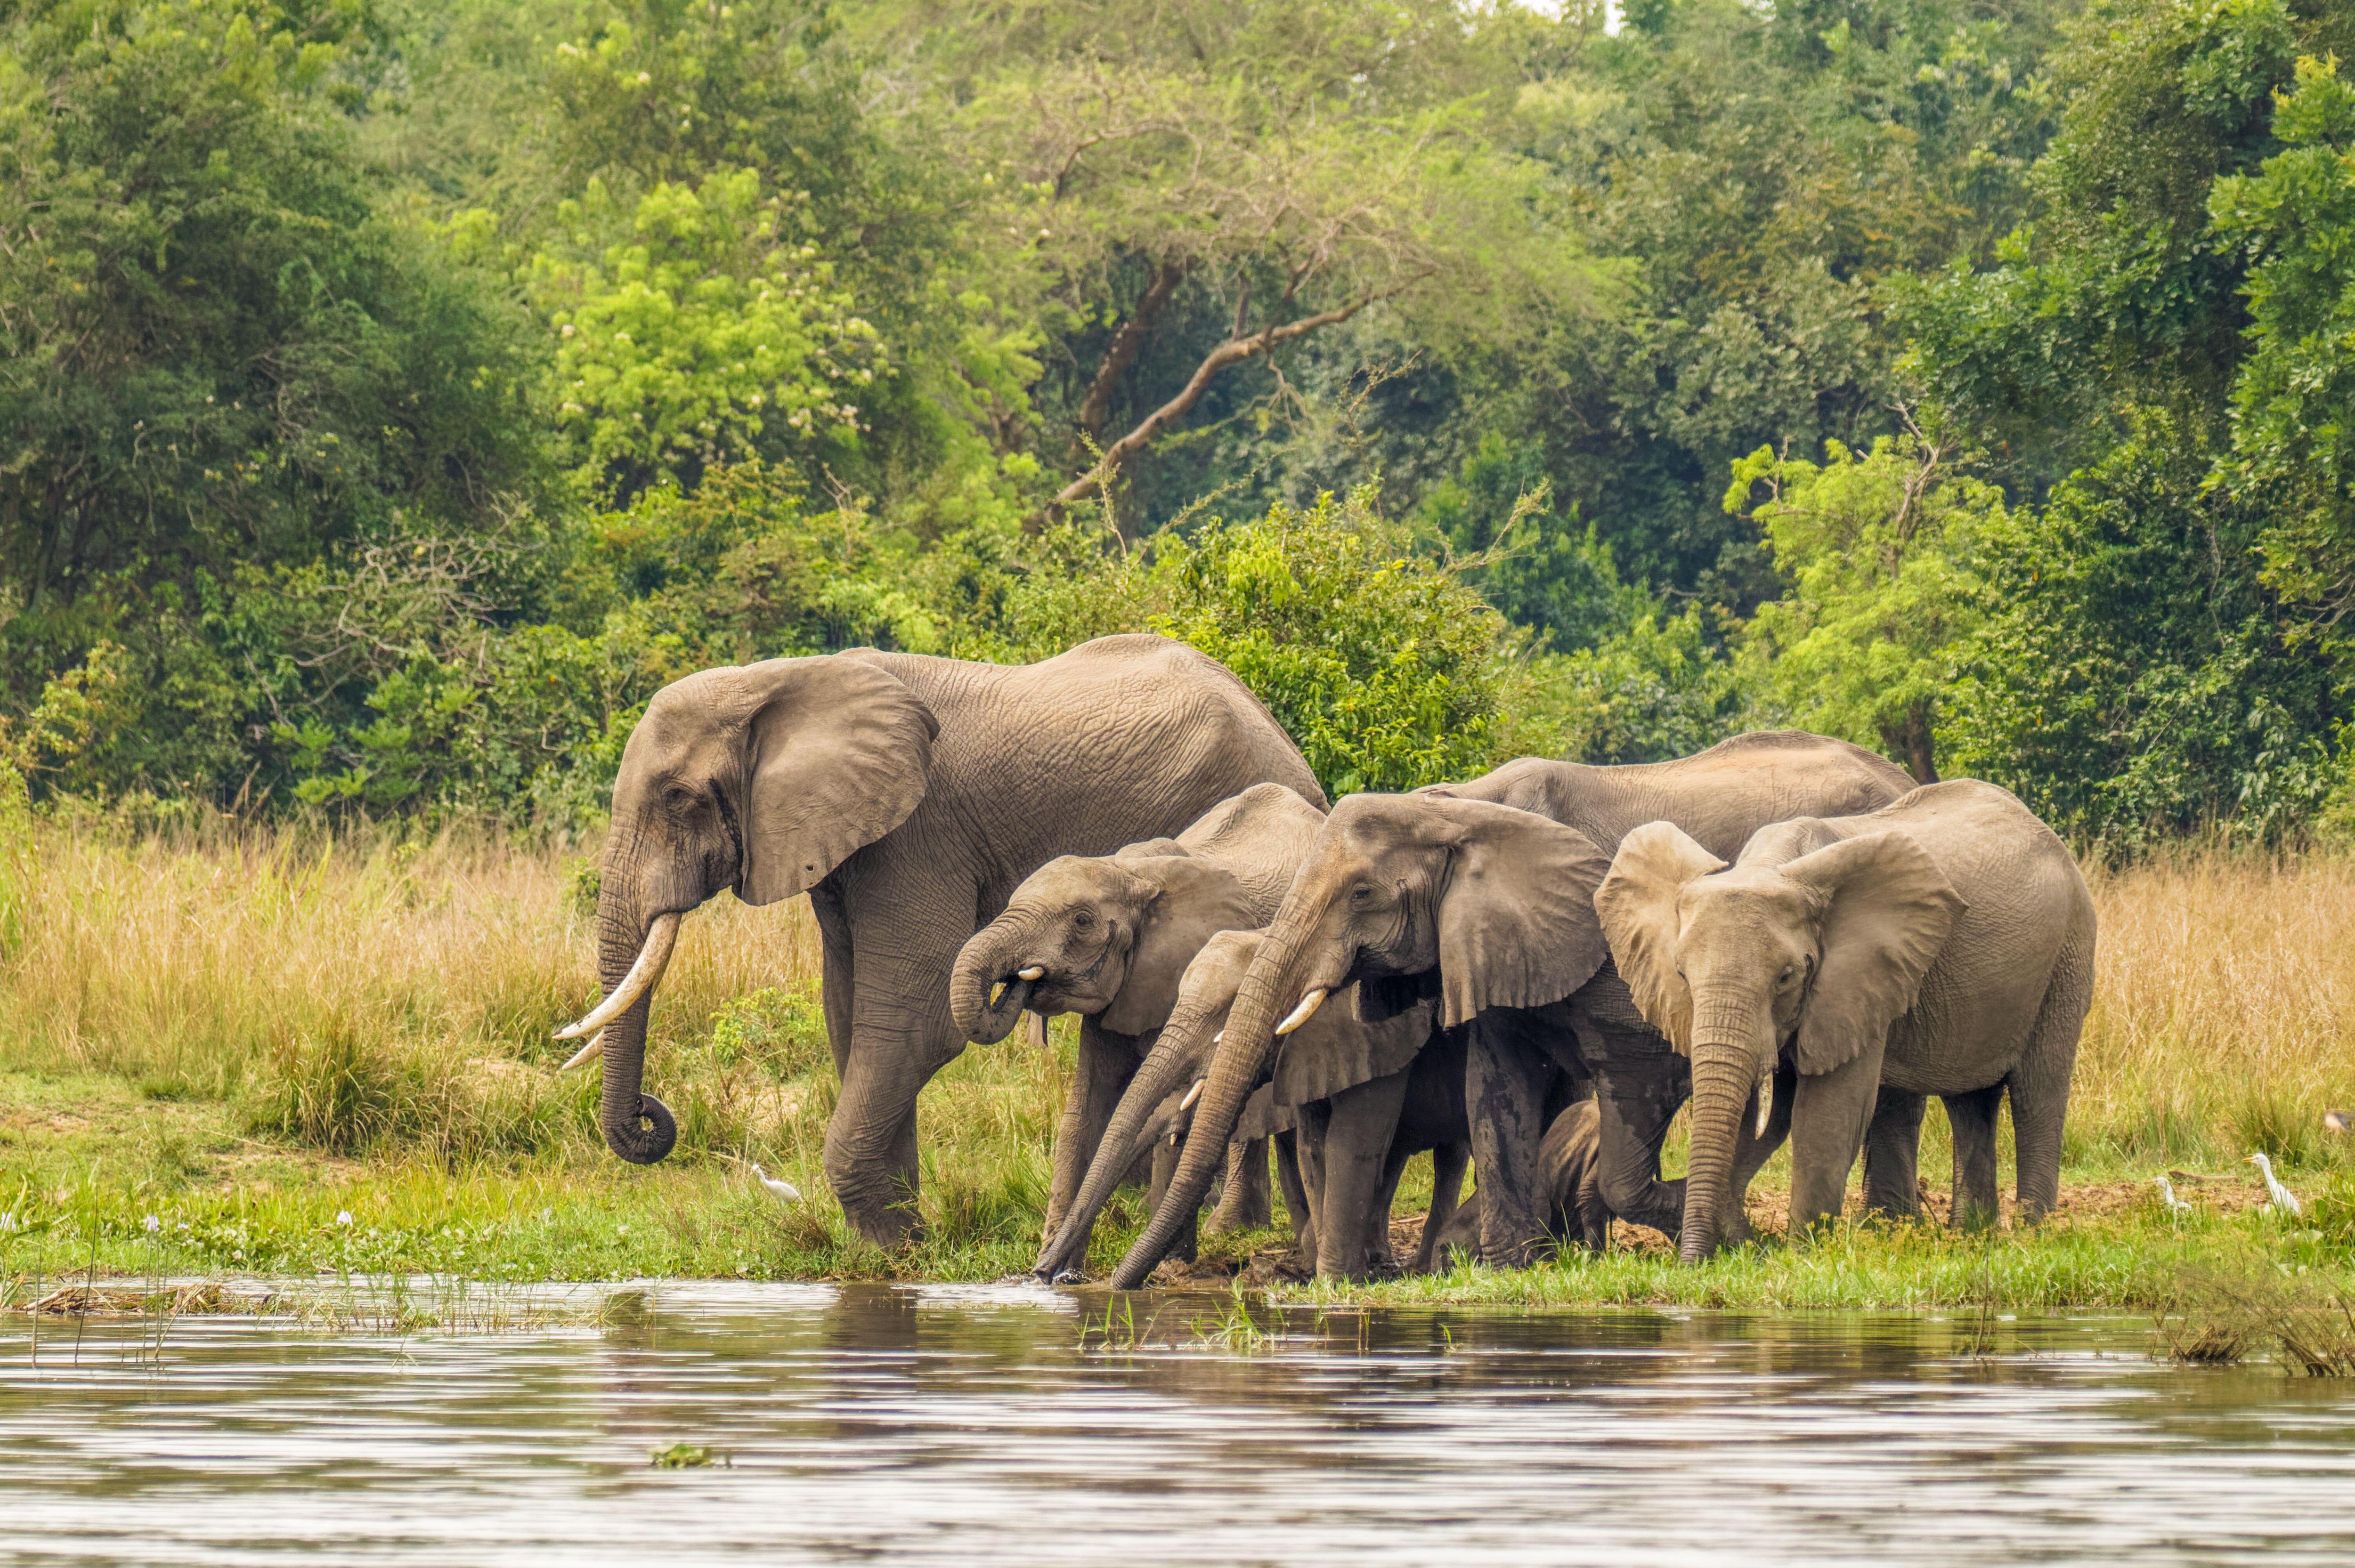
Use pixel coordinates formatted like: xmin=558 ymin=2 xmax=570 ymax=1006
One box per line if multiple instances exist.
xmin=1212 ymin=1030 xmax=1224 ymax=1045
xmin=1179 ymin=1078 xmax=1205 ymax=1113
xmin=554 ymin=912 xmax=682 ymax=1040
xmin=1016 ymin=966 xmax=1046 ymax=981
xmin=1273 ymin=988 xmax=1328 ymax=1036
xmin=1754 ymin=1059 xmax=1774 ymax=1140
xmin=558 ymin=1031 xmax=605 ymax=1072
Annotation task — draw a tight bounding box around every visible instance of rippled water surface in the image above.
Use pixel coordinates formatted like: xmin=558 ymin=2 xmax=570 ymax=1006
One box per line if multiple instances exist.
xmin=7 ymin=1280 xmax=2355 ymax=1566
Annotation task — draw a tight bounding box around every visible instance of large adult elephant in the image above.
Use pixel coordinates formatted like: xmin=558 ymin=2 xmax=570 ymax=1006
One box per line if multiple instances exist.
xmin=1105 ymin=733 xmax=1912 ymax=1287
xmin=555 ymin=634 xmax=1324 ymax=1243
xmin=1595 ymin=779 xmax=2095 ymax=1260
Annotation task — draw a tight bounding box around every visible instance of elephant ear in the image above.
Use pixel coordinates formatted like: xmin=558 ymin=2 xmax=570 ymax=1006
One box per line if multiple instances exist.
xmin=737 ymin=657 xmax=939 ymax=906
xmin=1593 ymin=822 xmax=1727 ymax=1052
xmin=1427 ymin=797 xmax=1615 ymax=1028
xmin=1780 ymin=830 xmax=1966 ymax=1074
xmin=1099 ymin=857 xmax=1259 ymax=1036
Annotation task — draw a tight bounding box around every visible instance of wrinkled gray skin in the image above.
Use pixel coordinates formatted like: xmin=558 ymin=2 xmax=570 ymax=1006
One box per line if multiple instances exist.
xmin=949 ymin=784 xmax=1325 ymax=1244
xmin=1598 ymin=779 xmax=2095 ymax=1261
xmin=1032 ymin=925 xmax=1460 ymax=1283
xmin=1434 ymin=1098 xmax=1613 ymax=1266
xmin=586 ymin=634 xmax=1321 ymax=1243
xmin=1108 ymin=732 xmax=1914 ymax=1289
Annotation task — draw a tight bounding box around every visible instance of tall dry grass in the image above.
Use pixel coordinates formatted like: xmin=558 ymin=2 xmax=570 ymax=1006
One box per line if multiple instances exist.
xmin=0 ymin=818 xmax=1063 ymax=1228
xmin=2074 ymin=843 xmax=2355 ymax=1169
xmin=4 ymin=821 xmax=2351 ymax=1212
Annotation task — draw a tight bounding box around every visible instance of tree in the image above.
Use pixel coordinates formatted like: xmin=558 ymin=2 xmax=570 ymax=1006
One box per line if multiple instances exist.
xmin=1729 ymin=432 xmax=1996 ymax=783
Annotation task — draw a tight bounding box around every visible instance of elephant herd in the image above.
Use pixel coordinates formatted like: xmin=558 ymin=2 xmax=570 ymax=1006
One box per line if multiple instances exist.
xmin=558 ymin=634 xmax=2097 ymax=1283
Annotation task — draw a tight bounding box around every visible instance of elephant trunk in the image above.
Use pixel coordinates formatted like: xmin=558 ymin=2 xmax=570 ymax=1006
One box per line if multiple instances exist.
xmin=1107 ymin=912 xmax=1308 ymax=1289
xmin=593 ymin=880 xmax=678 ymax=1165
xmin=950 ymin=914 xmax=1043 ymax=1044
xmin=1678 ymin=986 xmax=1768 ymax=1262
xmin=1033 ymin=1006 xmax=1210 ymax=1281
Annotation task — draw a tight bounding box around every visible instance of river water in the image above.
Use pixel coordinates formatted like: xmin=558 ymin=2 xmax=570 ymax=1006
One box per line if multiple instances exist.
xmin=5 ymin=1280 xmax=2355 ymax=1565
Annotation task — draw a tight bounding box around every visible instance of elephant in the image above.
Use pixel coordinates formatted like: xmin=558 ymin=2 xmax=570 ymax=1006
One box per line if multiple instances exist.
xmin=553 ymin=633 xmax=1323 ymax=1243
xmin=1105 ymin=731 xmax=1914 ymax=1288
xmin=1594 ymin=777 xmax=2095 ymax=1261
xmin=948 ymin=782 xmax=1325 ymax=1243
xmin=1432 ymin=1097 xmax=1614 ymax=1267
xmin=1032 ymin=923 xmax=1462 ymax=1282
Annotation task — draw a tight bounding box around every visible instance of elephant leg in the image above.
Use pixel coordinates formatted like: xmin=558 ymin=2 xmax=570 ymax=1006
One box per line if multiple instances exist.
xmin=1415 ymin=1142 xmax=1470 ymax=1274
xmin=1943 ymin=1083 xmax=2004 ymax=1231
xmin=1147 ymin=1139 xmax=1200 ymax=1265
xmin=1588 ymin=1038 xmax=1690 ymax=1243
xmin=1273 ymin=1129 xmax=1313 ymax=1249
xmin=1047 ymin=1022 xmax=1137 ymax=1241
xmin=822 ymin=919 xmax=974 ymax=1244
xmin=1366 ymin=1141 xmax=1414 ymax=1273
xmin=1466 ymin=1011 xmax=1558 ymax=1268
xmin=1315 ymin=1068 xmax=1411 ymax=1281
xmin=1723 ymin=1065 xmax=1795 ymax=1244
xmin=810 ymin=883 xmax=856 ymax=1082
xmin=1292 ymin=1102 xmax=1329 ymax=1274
xmin=2008 ymin=957 xmax=2088 ymax=1222
xmin=1786 ymin=1041 xmax=1888 ymax=1232
xmin=1861 ymin=1085 xmax=1927 ymax=1219
xmin=1207 ymin=1137 xmax=1274 ymax=1236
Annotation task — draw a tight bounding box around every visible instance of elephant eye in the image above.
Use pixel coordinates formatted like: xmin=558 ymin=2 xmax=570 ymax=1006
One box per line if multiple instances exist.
xmin=1072 ymin=910 xmax=1094 ymax=930
xmin=1778 ymin=965 xmax=1796 ymax=986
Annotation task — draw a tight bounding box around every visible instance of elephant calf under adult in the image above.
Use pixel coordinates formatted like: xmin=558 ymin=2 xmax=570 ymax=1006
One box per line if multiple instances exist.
xmin=1595 ymin=779 xmax=2095 ymax=1261
xmin=555 ymin=634 xmax=1322 ymax=1244
xmin=949 ymin=783 xmax=1325 ymax=1242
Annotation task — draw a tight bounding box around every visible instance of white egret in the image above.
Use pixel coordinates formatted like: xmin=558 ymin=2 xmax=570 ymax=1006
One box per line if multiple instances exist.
xmin=749 ymin=1164 xmax=802 ymax=1204
xmin=2150 ymin=1175 xmax=2192 ymax=1217
xmin=2245 ymin=1152 xmax=2302 ymax=1217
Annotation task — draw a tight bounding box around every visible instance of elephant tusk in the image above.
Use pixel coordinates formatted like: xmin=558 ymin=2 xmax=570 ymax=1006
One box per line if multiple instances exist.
xmin=1754 ymin=1077 xmax=1773 ymax=1140
xmin=1179 ymin=1078 xmax=1205 ymax=1113
xmin=558 ymin=1031 xmax=605 ymax=1072
xmin=555 ymin=912 xmax=682 ymax=1041
xmin=1274 ymin=988 xmax=1328 ymax=1036
xmin=1212 ymin=1030 xmax=1223 ymax=1045
xmin=1016 ymin=965 xmax=1046 ymax=981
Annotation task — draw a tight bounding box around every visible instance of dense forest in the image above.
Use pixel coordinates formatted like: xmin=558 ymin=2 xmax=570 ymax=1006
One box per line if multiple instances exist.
xmin=3 ymin=0 xmax=2352 ymax=847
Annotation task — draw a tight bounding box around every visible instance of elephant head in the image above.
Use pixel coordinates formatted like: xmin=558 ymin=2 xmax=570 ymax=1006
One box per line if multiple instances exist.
xmin=1595 ymin=820 xmax=1965 ymax=1261
xmin=556 ymin=656 xmax=937 ymax=1164
xmin=1104 ymin=792 xmax=1614 ymax=1289
xmin=950 ymin=852 xmax=1260 ymax=1044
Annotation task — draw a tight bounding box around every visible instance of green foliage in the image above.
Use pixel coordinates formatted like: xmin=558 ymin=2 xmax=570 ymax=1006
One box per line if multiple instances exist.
xmin=532 ymin=171 xmax=882 ymax=499
xmin=1149 ymin=492 xmax=1519 ymax=795
xmin=1731 ymin=436 xmax=1998 ymax=781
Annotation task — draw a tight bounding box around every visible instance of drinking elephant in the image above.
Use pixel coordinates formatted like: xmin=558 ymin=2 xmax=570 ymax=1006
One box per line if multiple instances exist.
xmin=1032 ymin=924 xmax=1460 ymax=1282
xmin=1595 ymin=778 xmax=2095 ymax=1260
xmin=554 ymin=634 xmax=1322 ymax=1243
xmin=1105 ymin=732 xmax=1914 ymax=1287
xmin=949 ymin=782 xmax=1325 ymax=1240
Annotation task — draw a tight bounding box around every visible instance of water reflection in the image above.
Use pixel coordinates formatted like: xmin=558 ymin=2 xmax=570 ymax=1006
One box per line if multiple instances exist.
xmin=5 ymin=1282 xmax=2355 ymax=1565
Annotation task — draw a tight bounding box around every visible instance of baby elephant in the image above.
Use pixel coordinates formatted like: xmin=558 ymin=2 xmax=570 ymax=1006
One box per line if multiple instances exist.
xmin=1432 ymin=1098 xmax=1613 ymax=1268
xmin=1595 ymin=779 xmax=2095 ymax=1262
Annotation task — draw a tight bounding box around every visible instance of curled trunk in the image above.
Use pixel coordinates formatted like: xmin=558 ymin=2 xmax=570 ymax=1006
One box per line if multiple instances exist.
xmin=950 ymin=916 xmax=1040 ymax=1044
xmin=1106 ymin=911 xmax=1307 ymax=1289
xmin=1033 ymin=1002 xmax=1213 ymax=1281
xmin=595 ymin=890 xmax=677 ymax=1164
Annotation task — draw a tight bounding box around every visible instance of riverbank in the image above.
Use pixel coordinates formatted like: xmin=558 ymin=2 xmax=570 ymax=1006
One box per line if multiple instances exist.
xmin=5 ymin=820 xmax=2355 ymax=1306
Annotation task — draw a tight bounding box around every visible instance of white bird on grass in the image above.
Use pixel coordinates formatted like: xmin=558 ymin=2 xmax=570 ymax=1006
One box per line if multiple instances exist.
xmin=749 ymin=1164 xmax=802 ymax=1204
xmin=2150 ymin=1175 xmax=2193 ymax=1217
xmin=2245 ymin=1151 xmax=2302 ymax=1218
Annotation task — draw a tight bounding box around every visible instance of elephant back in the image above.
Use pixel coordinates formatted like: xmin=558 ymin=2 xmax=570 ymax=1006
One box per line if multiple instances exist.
xmin=1173 ymin=782 xmax=1328 ymax=919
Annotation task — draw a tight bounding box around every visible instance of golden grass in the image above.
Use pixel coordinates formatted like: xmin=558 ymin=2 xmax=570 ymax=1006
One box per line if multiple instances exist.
xmin=2074 ymin=843 xmax=2355 ymax=1168
xmin=3 ymin=819 xmax=2353 ymax=1284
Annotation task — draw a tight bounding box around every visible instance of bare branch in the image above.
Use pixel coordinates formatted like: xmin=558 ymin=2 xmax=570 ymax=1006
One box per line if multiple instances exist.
xmin=1078 ymin=257 xmax=1187 ymax=438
